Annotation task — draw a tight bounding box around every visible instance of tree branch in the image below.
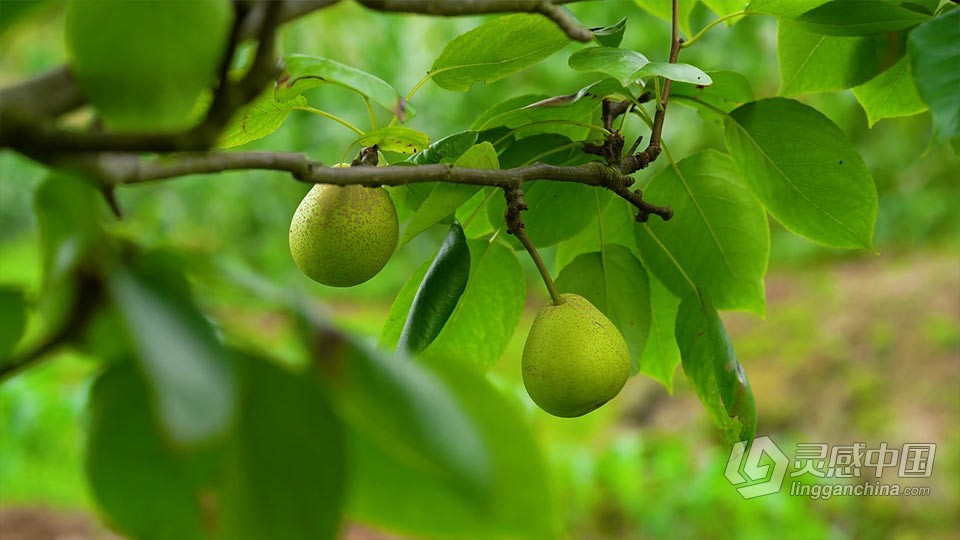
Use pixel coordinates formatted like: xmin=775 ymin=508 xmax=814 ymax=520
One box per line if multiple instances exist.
xmin=356 ymin=0 xmax=593 ymax=42
xmin=78 ymin=149 xmax=671 ymax=220
xmin=0 ymin=273 xmax=103 ymax=383
xmin=503 ymin=186 xmax=562 ymax=305
xmin=620 ymin=0 xmax=683 ymax=174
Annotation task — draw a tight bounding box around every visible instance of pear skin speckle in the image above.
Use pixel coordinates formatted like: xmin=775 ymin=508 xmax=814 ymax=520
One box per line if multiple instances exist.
xmin=522 ymin=293 xmax=630 ymax=417
xmin=289 ymin=184 xmax=398 ymax=287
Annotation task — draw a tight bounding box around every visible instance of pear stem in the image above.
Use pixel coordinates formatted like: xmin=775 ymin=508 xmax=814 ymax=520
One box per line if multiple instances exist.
xmin=515 ymin=228 xmax=562 ymax=305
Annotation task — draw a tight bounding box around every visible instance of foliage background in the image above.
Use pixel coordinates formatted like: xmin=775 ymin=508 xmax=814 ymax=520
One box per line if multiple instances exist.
xmin=0 ymin=1 xmax=957 ymax=538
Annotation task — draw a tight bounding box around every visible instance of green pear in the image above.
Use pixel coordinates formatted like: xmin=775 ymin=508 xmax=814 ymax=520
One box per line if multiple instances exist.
xmin=522 ymin=293 xmax=630 ymax=417
xmin=65 ymin=0 xmax=232 ymax=132
xmin=289 ymin=183 xmax=398 ymax=287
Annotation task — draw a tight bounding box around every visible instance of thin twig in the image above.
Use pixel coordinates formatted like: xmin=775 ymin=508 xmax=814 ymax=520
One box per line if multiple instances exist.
xmin=620 ymin=0 xmax=683 ymax=175
xmin=503 ymin=187 xmax=562 ymax=305
xmin=0 ymin=274 xmax=103 ymax=383
xmin=356 ymin=0 xmax=593 ymax=41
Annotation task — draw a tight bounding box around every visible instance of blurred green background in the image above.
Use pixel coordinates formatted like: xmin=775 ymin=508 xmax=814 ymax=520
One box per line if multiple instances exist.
xmin=1 ymin=1 xmax=958 ymax=539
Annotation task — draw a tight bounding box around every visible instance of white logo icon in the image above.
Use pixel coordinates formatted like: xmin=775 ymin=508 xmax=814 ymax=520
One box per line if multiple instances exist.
xmin=725 ymin=436 xmax=789 ymax=499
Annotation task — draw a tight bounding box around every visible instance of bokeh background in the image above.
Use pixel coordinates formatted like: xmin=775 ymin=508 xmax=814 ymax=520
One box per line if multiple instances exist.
xmin=1 ymin=1 xmax=958 ymax=539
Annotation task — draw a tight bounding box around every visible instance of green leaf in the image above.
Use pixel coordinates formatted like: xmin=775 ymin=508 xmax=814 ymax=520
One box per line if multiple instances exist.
xmin=568 ymin=47 xmax=649 ymax=85
xmin=220 ymin=354 xmax=344 ymax=540
xmin=636 ymin=62 xmax=713 ymax=85
xmin=591 ymin=16 xmax=627 ymax=47
xmin=555 ymin=191 xmax=636 ymax=271
xmin=777 ymin=19 xmax=897 ymax=95
xmin=277 ymin=54 xmax=414 ymax=119
xmin=407 ymin=131 xmax=478 ymax=165
xmin=487 ymin=180 xmax=599 ymax=249
xmin=85 ymin=362 xmax=207 ymax=540
xmin=358 ymin=126 xmax=430 ymax=155
xmin=322 ymin=335 xmax=491 ymax=501
xmin=725 ymin=98 xmax=878 ymax=249
xmin=219 ymin=92 xmax=307 ymax=149
xmin=635 ymin=150 xmax=769 ymax=314
xmin=470 ymin=94 xmax=548 ymax=131
xmin=0 ymin=287 xmax=27 ymax=360
xmin=109 ymin=254 xmax=236 ymax=445
xmin=672 ymin=70 xmax=754 ymax=123
xmin=398 ymin=223 xmax=471 ymax=356
xmin=345 ymin=354 xmax=557 ymax=539
xmin=796 ymin=0 xmax=929 ymax=35
xmin=348 ymin=358 xmax=562 ymax=539
xmin=555 ymin=245 xmax=652 ymax=374
xmin=379 ymin=258 xmax=432 ymax=351
xmin=34 ymin=173 xmax=103 ymax=285
xmin=747 ymin=0 xmax=830 ymax=18
xmin=676 ymin=290 xmax=757 ymax=443
xmin=477 ymin=82 xmax=613 ymax=141
xmin=908 ymin=9 xmax=960 ymax=142
xmin=431 ymin=13 xmax=571 ymax=92
xmin=400 ymin=142 xmax=497 ymax=245
xmin=641 ymin=276 xmax=682 ymax=392
xmin=852 ymin=55 xmax=927 ymax=127
xmin=633 ymin=0 xmax=697 ymax=36
xmin=702 ymin=0 xmax=750 ymax=19
xmin=420 ymin=237 xmax=526 ymax=370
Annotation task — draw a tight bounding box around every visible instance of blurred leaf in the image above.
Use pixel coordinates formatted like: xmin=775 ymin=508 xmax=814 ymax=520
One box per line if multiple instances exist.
xmin=676 ymin=290 xmax=757 ymax=443
xmin=431 ymin=14 xmax=571 ymax=92
xmin=277 ymin=54 xmax=414 ymax=119
xmin=400 ymin=142 xmax=497 ymax=245
xmin=470 ymin=94 xmax=548 ymax=130
xmin=358 ymin=126 xmax=430 ymax=155
xmin=672 ymin=70 xmax=754 ymax=123
xmin=34 ymin=173 xmax=103 ymax=285
xmin=379 ymin=258 xmax=432 ymax=351
xmin=555 ymin=192 xmax=636 ymax=271
xmin=421 ymin=237 xmax=525 ymax=370
xmin=219 ymin=92 xmax=307 ymax=148
xmin=725 ymin=98 xmax=878 ymax=249
xmin=635 ymin=150 xmax=768 ymax=314
xmin=641 ymin=276 xmax=682 ymax=392
xmin=568 ymin=47 xmax=649 ymax=85
xmin=908 ymin=9 xmax=960 ymax=142
xmin=109 ymin=254 xmax=236 ymax=445
xmin=345 ymin=353 xmax=557 ymax=539
xmin=220 ymin=354 xmax=344 ymax=540
xmin=777 ymin=20 xmax=897 ymax=95
xmin=555 ymin=245 xmax=652 ymax=374
xmin=86 ymin=362 xmax=207 ymax=540
xmin=398 ymin=223 xmax=471 ymax=356
xmin=321 ymin=335 xmax=490 ymax=501
xmin=65 ymin=0 xmax=233 ymax=132
xmin=796 ymin=0 xmax=929 ymax=35
xmin=591 ymin=16 xmax=627 ymax=47
xmin=636 ymin=62 xmax=713 ymax=85
xmin=633 ymin=0 xmax=697 ymax=35
xmin=0 ymin=287 xmax=27 ymax=360
xmin=407 ymin=131 xmax=478 ymax=165
xmin=747 ymin=0 xmax=830 ymax=18
xmin=852 ymin=55 xmax=927 ymax=127
xmin=0 ymin=0 xmax=56 ymax=34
